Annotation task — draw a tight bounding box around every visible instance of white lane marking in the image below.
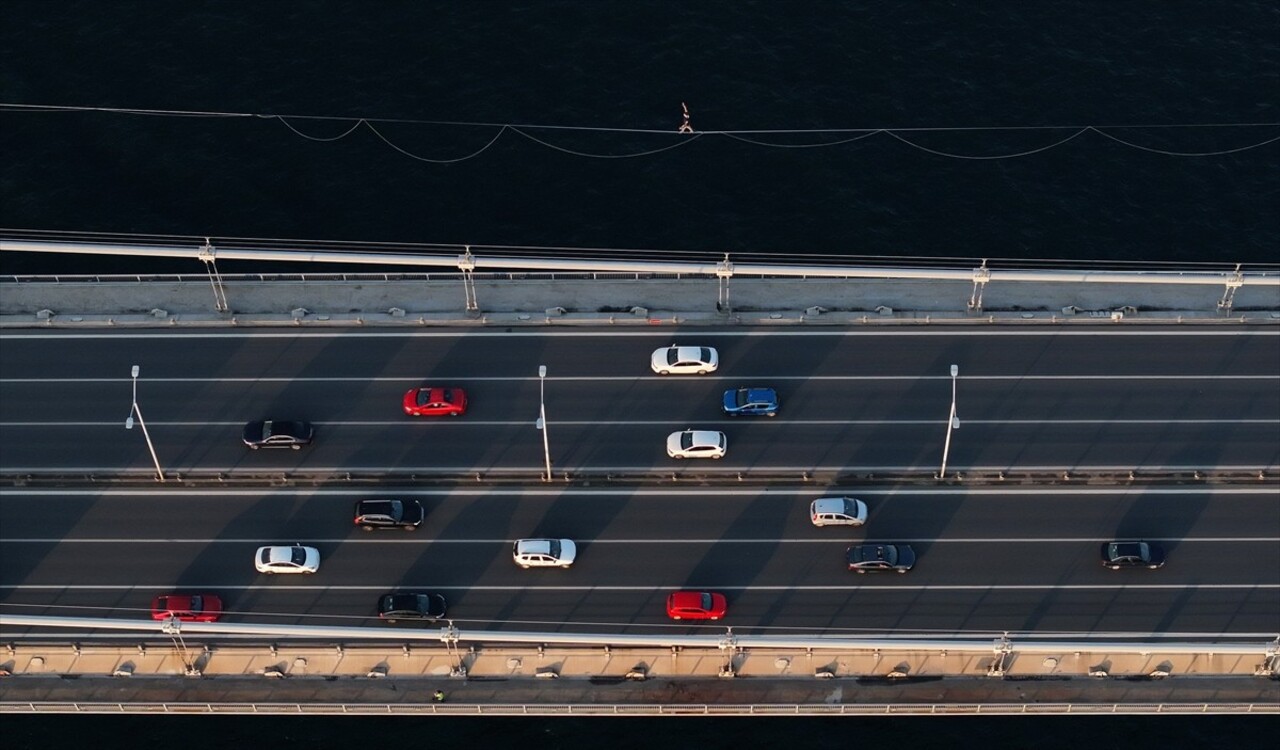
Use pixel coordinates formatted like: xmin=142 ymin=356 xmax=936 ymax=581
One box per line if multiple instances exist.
xmin=3 ymin=374 xmax=1278 ymax=383
xmin=3 ymin=329 xmax=1278 ymax=340
xmin=4 ymin=537 xmax=1276 ymax=544
xmin=3 ymin=418 xmax=1277 ymax=427
xmin=1 ymin=486 xmax=1275 ymax=497
xmin=3 ymin=584 xmax=1277 ymax=591
xmin=1 ymin=464 xmax=1274 ymax=473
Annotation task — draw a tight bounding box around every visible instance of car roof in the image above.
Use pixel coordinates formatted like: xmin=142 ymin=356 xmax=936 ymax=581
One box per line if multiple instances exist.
xmin=669 ymin=591 xmax=706 ymax=607
xmin=517 ymin=539 xmax=553 ymax=555
xmin=813 ymin=498 xmax=852 ymax=514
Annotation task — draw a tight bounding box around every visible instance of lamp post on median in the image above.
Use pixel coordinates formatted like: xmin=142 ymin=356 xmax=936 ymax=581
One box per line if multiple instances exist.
xmin=938 ymin=364 xmax=960 ymax=480
xmin=126 ymin=365 xmax=165 ymax=482
xmin=535 ymin=365 xmax=552 ymax=482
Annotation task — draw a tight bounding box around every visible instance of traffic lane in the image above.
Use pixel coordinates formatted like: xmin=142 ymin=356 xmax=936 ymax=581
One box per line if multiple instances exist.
xmin=3 ymin=329 xmax=1278 ymax=380
xmin=3 ymin=489 xmax=1278 ymax=547
xmin=2 ymin=584 xmax=1276 ymax=636
xmin=4 ymin=539 xmax=1276 ymax=589
xmin=1 ymin=420 xmax=1277 ymax=472
xmin=6 ymin=375 xmax=1279 ymax=423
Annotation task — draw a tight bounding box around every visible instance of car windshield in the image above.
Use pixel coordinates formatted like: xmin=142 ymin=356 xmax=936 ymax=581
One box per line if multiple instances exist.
xmin=259 ymin=549 xmax=271 ymax=565
xmin=681 ymin=433 xmax=694 ymax=449
xmin=548 ymin=540 xmax=561 ymax=557
xmin=699 ymin=348 xmax=712 ymax=363
xmin=262 ymin=420 xmax=273 ymax=438
xmin=416 ymin=390 xmax=433 ymax=406
xmin=700 ymin=592 xmax=713 ymax=610
xmin=733 ymin=389 xmax=749 ymax=407
xmin=190 ymin=596 xmax=203 ymax=611
xmin=290 ymin=547 xmax=306 ymax=565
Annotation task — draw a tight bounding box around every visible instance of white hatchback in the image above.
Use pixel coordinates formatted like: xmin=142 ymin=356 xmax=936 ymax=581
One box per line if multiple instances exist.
xmin=513 ymin=538 xmax=577 ymax=568
xmin=667 ymin=429 xmax=727 ymax=459
xmin=809 ymin=497 xmax=869 ymax=527
xmin=650 ymin=345 xmax=719 ymax=375
xmin=254 ymin=544 xmax=321 ymax=574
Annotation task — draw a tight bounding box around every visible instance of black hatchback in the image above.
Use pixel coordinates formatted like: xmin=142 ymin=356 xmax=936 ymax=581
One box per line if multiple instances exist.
xmin=354 ymin=499 xmax=425 ymax=531
xmin=377 ymin=592 xmax=447 ymax=623
xmin=242 ymin=420 xmax=314 ymax=449
xmin=1101 ymin=540 xmax=1166 ymax=569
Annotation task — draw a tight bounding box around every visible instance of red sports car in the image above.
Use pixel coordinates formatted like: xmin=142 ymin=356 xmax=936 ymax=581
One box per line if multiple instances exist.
xmin=666 ymin=590 xmax=728 ymax=621
xmin=150 ymin=593 xmax=223 ymax=622
xmin=403 ymin=386 xmax=468 ymax=416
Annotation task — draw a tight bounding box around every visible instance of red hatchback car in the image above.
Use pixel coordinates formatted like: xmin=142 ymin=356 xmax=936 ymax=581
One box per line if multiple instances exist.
xmin=150 ymin=593 xmax=223 ymax=622
xmin=666 ymin=590 xmax=728 ymax=621
xmin=403 ymin=386 xmax=468 ymax=416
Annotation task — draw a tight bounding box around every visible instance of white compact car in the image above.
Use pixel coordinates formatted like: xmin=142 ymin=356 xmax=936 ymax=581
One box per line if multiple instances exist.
xmin=666 ymin=429 xmax=727 ymax=459
xmin=809 ymin=497 xmax=869 ymax=527
xmin=650 ymin=345 xmax=719 ymax=375
xmin=513 ymin=538 xmax=577 ymax=569
xmin=254 ymin=544 xmax=321 ymax=574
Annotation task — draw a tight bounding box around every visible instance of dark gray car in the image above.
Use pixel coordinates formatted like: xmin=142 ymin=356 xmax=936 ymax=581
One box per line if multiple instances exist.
xmin=242 ymin=420 xmax=314 ymax=449
xmin=846 ymin=544 xmax=916 ymax=573
xmin=354 ymin=499 xmax=425 ymax=531
xmin=377 ymin=593 xmax=447 ymax=623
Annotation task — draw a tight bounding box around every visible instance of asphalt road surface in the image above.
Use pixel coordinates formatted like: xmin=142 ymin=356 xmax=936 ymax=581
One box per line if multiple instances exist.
xmin=1 ymin=327 xmax=1277 ymax=473
xmin=1 ymin=327 xmax=1277 ymax=638
xmin=1 ymin=486 xmax=1277 ymax=636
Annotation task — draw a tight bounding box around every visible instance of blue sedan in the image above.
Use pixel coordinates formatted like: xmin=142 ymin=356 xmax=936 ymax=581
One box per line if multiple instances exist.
xmin=721 ymin=387 xmax=779 ymax=416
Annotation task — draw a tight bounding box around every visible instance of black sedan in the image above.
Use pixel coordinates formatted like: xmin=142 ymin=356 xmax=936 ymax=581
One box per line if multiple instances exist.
xmin=846 ymin=544 xmax=916 ymax=573
xmin=354 ymin=499 xmax=425 ymax=531
xmin=242 ymin=420 xmax=314 ymax=450
xmin=377 ymin=592 xmax=448 ymax=623
xmin=1101 ymin=540 xmax=1166 ymax=569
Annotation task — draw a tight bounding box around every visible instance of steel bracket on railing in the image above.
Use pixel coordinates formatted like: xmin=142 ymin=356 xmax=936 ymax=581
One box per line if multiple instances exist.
xmin=198 ymin=238 xmax=230 ymax=313
xmin=458 ymin=246 xmax=479 ymax=313
xmin=968 ymin=260 xmax=991 ymax=313
xmin=987 ymin=634 xmax=1013 ymax=678
xmin=1217 ymin=263 xmax=1245 ymax=313
xmin=1256 ymin=637 xmax=1280 ymax=677
xmin=716 ymin=254 xmax=733 ymax=314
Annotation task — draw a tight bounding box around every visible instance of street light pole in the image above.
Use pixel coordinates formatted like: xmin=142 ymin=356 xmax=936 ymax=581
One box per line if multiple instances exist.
xmin=126 ymin=365 xmax=165 ymax=482
xmin=536 ymin=365 xmax=552 ymax=482
xmin=938 ymin=364 xmax=960 ymax=480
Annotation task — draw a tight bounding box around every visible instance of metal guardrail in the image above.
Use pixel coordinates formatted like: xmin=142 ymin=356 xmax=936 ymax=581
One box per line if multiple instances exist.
xmin=1 ymin=701 xmax=1275 ymax=715
xmin=3 ymin=468 xmax=1273 ymax=488
xmin=1 ymin=272 xmax=701 ymax=283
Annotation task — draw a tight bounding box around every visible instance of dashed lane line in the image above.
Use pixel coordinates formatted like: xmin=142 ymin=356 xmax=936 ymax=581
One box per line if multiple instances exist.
xmin=4 ymin=537 xmax=1276 ymax=544
xmin=3 ymin=418 xmax=1277 ymax=427
xmin=2 ymin=584 xmax=1277 ymax=591
xmin=4 ymin=329 xmax=1279 ymax=340
xmin=4 ymin=374 xmax=1278 ymax=383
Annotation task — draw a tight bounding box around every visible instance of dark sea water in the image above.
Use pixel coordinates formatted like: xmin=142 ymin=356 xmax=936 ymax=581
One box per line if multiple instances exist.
xmin=1 ymin=1 xmax=1276 ymax=743
xmin=2 ymin=1 xmax=1278 ymax=276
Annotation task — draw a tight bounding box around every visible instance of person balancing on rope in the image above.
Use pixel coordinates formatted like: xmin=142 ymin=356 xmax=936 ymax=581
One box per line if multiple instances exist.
xmin=678 ymin=102 xmax=693 ymax=133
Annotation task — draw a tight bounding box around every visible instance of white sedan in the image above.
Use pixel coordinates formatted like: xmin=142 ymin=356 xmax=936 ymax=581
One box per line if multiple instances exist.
xmin=667 ymin=429 xmax=727 ymax=459
xmin=650 ymin=345 xmax=719 ymax=375
xmin=512 ymin=538 xmax=577 ymax=568
xmin=254 ymin=544 xmax=321 ymax=574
